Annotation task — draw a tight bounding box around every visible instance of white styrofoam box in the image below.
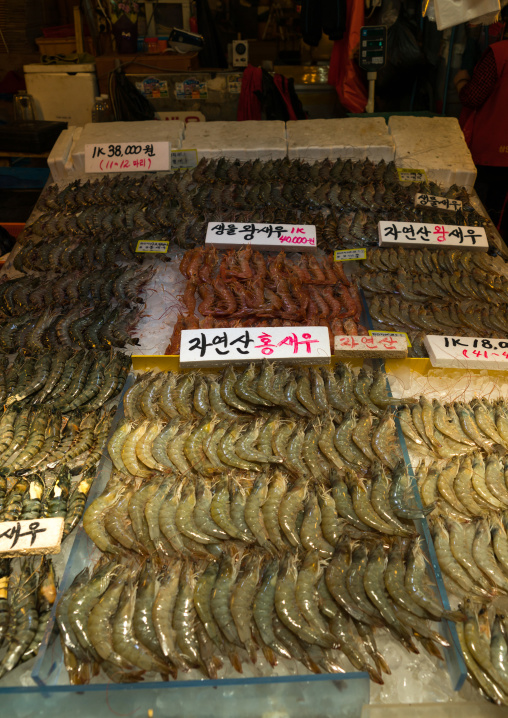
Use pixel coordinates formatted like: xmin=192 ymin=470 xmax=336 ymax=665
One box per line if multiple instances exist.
xmin=64 ymin=126 xmax=83 ymax=175
xmin=286 ymin=118 xmax=395 ymax=162
xmin=181 ymin=120 xmax=287 ymax=161
xmin=388 ymin=116 xmax=477 ymax=190
xmin=24 ymin=63 xmax=98 ymax=127
xmin=47 ymin=127 xmax=76 ymax=181
xmin=155 ymin=110 xmax=206 ymax=123
xmin=71 ymin=120 xmax=185 ymax=174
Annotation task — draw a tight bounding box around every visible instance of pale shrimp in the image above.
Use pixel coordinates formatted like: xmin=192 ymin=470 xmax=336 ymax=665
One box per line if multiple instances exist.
xmin=211 ymin=553 xmax=243 ymax=647
xmin=174 ymin=374 xmax=195 ymax=418
xmin=295 ymin=551 xmax=333 ymax=644
xmin=302 ymin=423 xmax=328 ymax=480
xmin=218 ymin=422 xmax=260 ymax=471
xmin=167 ymin=421 xmax=193 ymax=474
xmin=398 ymin=406 xmax=427 ymax=447
xmin=485 ymin=453 xmax=508 ymax=507
xmin=472 ymin=398 xmax=507 ymax=447
xmin=160 ymin=373 xmax=179 ymax=419
xmin=193 ymin=561 xmax=224 ymax=649
xmin=285 ymin=425 xmax=310 ymax=478
xmin=140 ymin=374 xmax=166 ymax=420
xmin=83 ymin=475 xmax=123 ymax=554
xmin=278 ymin=477 xmax=306 ymax=547
xmin=236 ymin=420 xmax=282 ymax=464
xmin=346 ymin=546 xmax=384 ymax=622
xmin=159 ymin=483 xmax=188 ymax=555
xmin=281 ymin=377 xmax=309 ymax=417
xmin=151 ymin=417 xmax=180 ymax=471
xmin=231 ymin=553 xmax=262 ymax=662
xmin=456 ymin=621 xmax=508 ymax=705
xmin=230 ymin=479 xmax=255 ymax=541
xmin=433 ymin=519 xmax=489 ymax=597
xmin=253 ymin=559 xmax=291 ymax=661
xmin=472 ymin=452 xmax=504 ymax=509
xmin=295 ymin=371 xmax=319 ymax=415
xmin=203 ymin=417 xmax=229 ymax=470
xmin=352 ymin=409 xmax=377 ymax=462
xmin=193 ymin=376 xmax=210 ymax=416
xmin=145 ymin=475 xmax=175 ymax=555
xmin=172 ymin=566 xmax=204 ymax=671
xmin=455 ymin=403 xmax=492 ymax=452
xmin=121 ymin=421 xmax=152 ymax=478
xmin=107 ymin=418 xmax=131 ymax=473
xmin=194 ymin=476 xmax=229 ymax=541
xmin=317 ymin=486 xmax=342 ymax=545
xmin=175 ymin=481 xmax=216 ymax=544
xmin=104 ymin=481 xmax=146 ymax=555
xmin=330 ymin=469 xmax=369 ymax=531
xmin=153 ymin=562 xmax=190 ymax=671
xmin=473 ymin=520 xmax=508 ymax=593
xmin=244 ymin=474 xmax=273 ymax=550
xmin=318 ymin=418 xmax=345 ymax=470
xmin=262 ymin=471 xmax=288 ymax=551
xmin=128 ymin=479 xmax=160 ymax=555
xmin=448 ymin=520 xmax=493 ymax=593
xmin=405 ymin=541 xmax=463 ymax=622
xmin=221 ymin=367 xmax=255 ymax=413
xmin=257 ymin=412 xmax=280 ymax=457
xmin=123 ymin=372 xmax=153 ymax=422
xmin=300 ymin=492 xmax=334 ymax=558
xmin=371 ymin=411 xmax=403 ymax=470
xmin=310 ymin=367 xmax=329 ymax=414
xmin=209 ymin=380 xmax=239 ymax=420
xmin=210 ymin=478 xmax=249 ymax=541
xmin=325 ymin=549 xmax=380 ymax=625
xmin=437 ymin=455 xmax=469 ymax=514
xmin=183 ymin=416 xmax=215 ymax=476
xmin=235 ymin=364 xmax=271 ymax=407
xmin=136 ymin=420 xmax=168 ymax=472
xmin=371 ymin=462 xmax=413 ymax=536
xmin=453 ymin=455 xmax=487 ymax=516
xmin=335 ymin=410 xmax=370 ymax=469
xmin=347 ymin=474 xmax=398 ymax=535
xmin=272 ymin=419 xmax=296 ymax=460
xmin=384 ymin=543 xmax=430 ymax=618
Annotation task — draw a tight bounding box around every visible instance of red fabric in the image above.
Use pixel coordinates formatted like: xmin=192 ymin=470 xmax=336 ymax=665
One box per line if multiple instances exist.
xmin=459 ymin=48 xmax=498 ymax=109
xmin=468 ymin=40 xmax=508 ymax=167
xmin=327 ymin=0 xmax=367 ymax=114
xmin=272 ymin=74 xmax=298 ymax=121
xmin=237 ymin=65 xmax=263 ymax=121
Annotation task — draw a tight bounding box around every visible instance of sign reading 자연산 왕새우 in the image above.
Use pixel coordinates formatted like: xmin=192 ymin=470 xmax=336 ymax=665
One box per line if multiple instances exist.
xmin=180 ymin=326 xmax=330 ymax=368
xmin=85 ymin=142 xmax=170 ymax=173
xmin=378 ymin=221 xmax=488 ymax=250
xmin=0 ymin=517 xmax=64 ymax=557
xmin=424 ymin=335 xmax=508 ymax=369
xmin=334 ymin=334 xmax=407 ymax=358
xmin=414 ymin=194 xmax=462 ymax=211
xmin=205 ymin=223 xmax=317 ymax=251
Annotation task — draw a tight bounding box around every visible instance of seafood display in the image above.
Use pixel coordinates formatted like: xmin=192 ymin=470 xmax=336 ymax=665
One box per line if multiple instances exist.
xmin=52 ymin=363 xmax=459 ymax=687
xmin=32 ymin=159 xmax=487 ymax=252
xmin=166 ymin=248 xmax=366 ymax=353
xmin=358 ymin=247 xmax=508 ymax=343
xmin=0 ymin=557 xmax=57 ymax=678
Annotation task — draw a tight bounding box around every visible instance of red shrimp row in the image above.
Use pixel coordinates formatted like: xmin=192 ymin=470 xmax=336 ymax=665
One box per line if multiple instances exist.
xmin=166 ymin=246 xmax=367 ymax=354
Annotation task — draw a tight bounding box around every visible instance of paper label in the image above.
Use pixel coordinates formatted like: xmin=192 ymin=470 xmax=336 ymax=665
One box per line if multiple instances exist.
xmin=378 ymin=221 xmax=488 ymax=250
xmin=415 ymin=193 xmax=462 ymax=211
xmin=397 ymin=168 xmax=428 ymax=183
xmin=205 ymin=223 xmax=317 ymax=251
xmin=136 ymin=239 xmax=169 ymax=253
xmin=85 ymin=142 xmax=170 ymax=173
xmin=180 ymin=326 xmax=330 ymax=368
xmin=335 ymin=334 xmax=407 ymax=356
xmin=0 ymin=518 xmax=64 ymax=556
xmin=334 ymin=249 xmax=366 ymax=261
xmin=369 ymin=330 xmax=412 ymax=348
xmin=425 ymin=335 xmax=508 ymax=368
xmin=171 ymin=149 xmax=198 ymax=170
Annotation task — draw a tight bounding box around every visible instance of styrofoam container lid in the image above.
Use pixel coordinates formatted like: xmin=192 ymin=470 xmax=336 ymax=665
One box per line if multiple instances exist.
xmin=24 ymin=63 xmax=96 ymax=73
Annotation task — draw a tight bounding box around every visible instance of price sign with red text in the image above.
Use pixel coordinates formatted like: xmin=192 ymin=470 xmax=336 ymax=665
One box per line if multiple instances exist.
xmin=180 ymin=326 xmax=330 ymax=368
xmin=85 ymin=142 xmax=170 ymax=173
xmin=378 ymin=221 xmax=488 ymax=250
xmin=335 ymin=334 xmax=407 ymax=358
xmin=205 ymin=222 xmax=317 ymax=252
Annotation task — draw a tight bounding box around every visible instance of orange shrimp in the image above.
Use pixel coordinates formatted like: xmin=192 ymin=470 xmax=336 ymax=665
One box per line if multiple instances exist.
xmin=321 ymin=256 xmax=338 ymax=285
xmin=331 ymin=318 xmax=345 ymax=335
xmin=343 ymin=318 xmax=359 ymax=336
xmin=165 ymin=315 xmax=183 ymax=354
xmin=335 ymin=284 xmax=358 ymax=320
xmin=277 ymin=278 xmax=301 ymax=319
xmin=288 ymin=277 xmax=309 ymax=315
xmin=232 ymin=246 xmax=253 ymax=279
xmin=179 ymin=249 xmax=195 ymax=279
xmin=331 ymin=257 xmax=351 ymax=286
xmin=308 ymin=286 xmax=329 ymax=318
xmin=183 ymin=313 xmax=199 ymax=330
xmin=306 ymin=295 xmax=319 ymax=325
xmin=212 ymin=276 xmax=237 ymax=316
xmin=229 ymin=279 xmax=256 ymax=317
xmin=198 ymin=246 xmax=218 ymax=283
xmin=321 ymin=286 xmax=344 ymax=317
xmin=198 ymin=284 xmax=216 ymax=316
xmin=200 ymin=316 xmax=215 ymax=329
xmin=291 ymin=259 xmax=313 ymax=284
xmin=180 ymin=280 xmax=197 ymax=315
xmin=251 ymin=250 xmax=267 ymax=280
xmin=187 ymin=246 xmax=205 ymax=281
xmin=306 ymin=255 xmax=327 ymax=284
xmin=347 ymin=282 xmax=363 ymax=319
xmin=245 ymin=277 xmax=265 ymax=310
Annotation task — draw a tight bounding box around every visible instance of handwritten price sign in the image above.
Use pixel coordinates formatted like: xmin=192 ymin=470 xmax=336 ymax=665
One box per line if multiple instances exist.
xmin=415 ymin=194 xmax=462 ymax=211
xmin=425 ymin=335 xmax=508 ymax=369
xmin=85 ymin=142 xmax=170 ymax=173
xmin=378 ymin=221 xmax=488 ymax=250
xmin=205 ymin=223 xmax=317 ymax=252
xmin=335 ymin=334 xmax=407 ymax=358
xmin=0 ymin=518 xmax=64 ymax=556
xmin=180 ymin=326 xmax=330 ymax=368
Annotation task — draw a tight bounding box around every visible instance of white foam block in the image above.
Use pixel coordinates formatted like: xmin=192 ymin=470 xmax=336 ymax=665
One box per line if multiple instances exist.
xmin=181 ymin=120 xmax=287 ymax=161
xmin=72 ymin=120 xmax=184 ymax=173
xmin=47 ymin=127 xmax=76 ymax=181
xmin=180 ymin=326 xmax=331 ymax=368
xmin=335 ymin=334 xmax=407 ymax=358
xmin=286 ymin=117 xmax=395 ymax=162
xmin=388 ymin=116 xmax=477 ymax=190
xmin=424 ymin=334 xmax=508 ymax=369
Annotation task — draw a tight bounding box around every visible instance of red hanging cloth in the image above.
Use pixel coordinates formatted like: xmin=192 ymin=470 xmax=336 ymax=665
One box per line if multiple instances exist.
xmin=328 ymin=0 xmax=368 ymax=114
xmin=237 ymin=65 xmax=263 ymax=120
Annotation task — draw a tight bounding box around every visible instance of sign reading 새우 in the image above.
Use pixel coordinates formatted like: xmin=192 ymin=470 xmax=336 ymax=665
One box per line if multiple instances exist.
xmin=179 ymin=326 xmax=331 ymax=368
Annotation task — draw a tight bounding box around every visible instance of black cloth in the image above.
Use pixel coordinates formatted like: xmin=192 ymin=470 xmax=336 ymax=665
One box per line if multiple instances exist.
xmin=475 ymin=165 xmax=508 ymax=241
xmin=300 ymin=0 xmax=346 ymax=46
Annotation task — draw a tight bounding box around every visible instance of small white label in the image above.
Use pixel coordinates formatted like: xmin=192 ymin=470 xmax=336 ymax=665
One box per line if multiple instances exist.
xmin=425 ymin=335 xmax=508 ymax=368
xmin=0 ymin=517 xmax=64 ymax=556
xmin=136 ymin=239 xmax=169 ymax=253
xmin=171 ymin=149 xmax=198 ymax=170
xmin=415 ymin=193 xmax=462 ymax=211
xmin=369 ymin=330 xmax=412 ymax=348
xmin=180 ymin=326 xmax=330 ymax=368
xmin=205 ymin=223 xmax=317 ymax=251
xmin=85 ymin=142 xmax=170 ymax=173
xmin=397 ymin=168 xmax=428 ymax=183
xmin=378 ymin=221 xmax=488 ymax=250
xmin=334 ymin=249 xmax=366 ymax=261
xmin=335 ymin=334 xmax=407 ymax=357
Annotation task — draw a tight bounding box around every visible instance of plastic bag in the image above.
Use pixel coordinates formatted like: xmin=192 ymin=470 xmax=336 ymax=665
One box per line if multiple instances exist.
xmin=434 ymin=0 xmax=501 ymax=30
